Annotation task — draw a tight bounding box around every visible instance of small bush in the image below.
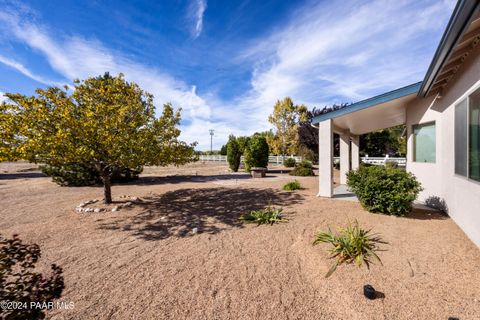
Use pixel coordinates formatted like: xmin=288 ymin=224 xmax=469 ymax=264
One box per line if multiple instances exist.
xmin=239 ymin=206 xmax=286 ymax=225
xmin=289 ymin=160 xmax=314 ymax=176
xmin=347 ymin=165 xmax=422 ymax=216
xmin=313 ymin=220 xmax=386 ymax=278
xmin=283 ymin=157 xmax=296 ymax=167
xmin=283 ymin=180 xmax=302 ymax=191
xmin=0 ymin=234 xmax=65 ymax=319
xmin=244 ymin=134 xmax=269 ymax=171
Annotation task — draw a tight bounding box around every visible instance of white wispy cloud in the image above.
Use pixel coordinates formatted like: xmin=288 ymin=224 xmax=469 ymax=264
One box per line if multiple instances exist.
xmin=0 ymin=54 xmax=58 ymax=86
xmin=190 ymin=0 xmax=207 ymax=39
xmin=0 ymin=0 xmax=454 ymax=150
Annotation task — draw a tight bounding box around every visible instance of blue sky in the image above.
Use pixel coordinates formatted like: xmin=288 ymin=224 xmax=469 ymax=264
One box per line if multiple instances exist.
xmin=0 ymin=0 xmax=455 ymax=150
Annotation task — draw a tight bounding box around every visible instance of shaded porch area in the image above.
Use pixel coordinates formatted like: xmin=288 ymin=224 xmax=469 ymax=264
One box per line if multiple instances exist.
xmin=312 ymin=82 xmax=421 ymax=197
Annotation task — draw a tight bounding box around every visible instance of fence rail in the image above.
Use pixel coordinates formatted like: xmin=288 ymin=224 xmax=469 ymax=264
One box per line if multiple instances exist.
xmin=198 ymin=155 xmax=303 ymax=164
xmin=199 ymin=154 xmax=406 ymax=166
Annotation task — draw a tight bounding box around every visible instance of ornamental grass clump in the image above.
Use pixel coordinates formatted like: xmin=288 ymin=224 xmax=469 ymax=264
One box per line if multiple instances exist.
xmin=239 ymin=206 xmax=286 ymax=225
xmin=347 ymin=165 xmax=422 ymax=216
xmin=313 ymin=220 xmax=386 ymax=278
xmin=282 ymin=180 xmax=302 ymax=191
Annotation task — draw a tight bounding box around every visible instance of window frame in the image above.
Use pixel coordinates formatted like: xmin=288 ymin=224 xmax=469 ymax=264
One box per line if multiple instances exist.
xmin=412 ymin=121 xmax=436 ymax=163
xmin=454 ymin=86 xmax=480 ymax=183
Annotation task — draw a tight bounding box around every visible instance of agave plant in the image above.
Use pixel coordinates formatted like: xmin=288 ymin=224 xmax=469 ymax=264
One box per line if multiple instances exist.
xmin=313 ymin=220 xmax=386 ymax=278
xmin=239 ymin=206 xmax=287 ymax=225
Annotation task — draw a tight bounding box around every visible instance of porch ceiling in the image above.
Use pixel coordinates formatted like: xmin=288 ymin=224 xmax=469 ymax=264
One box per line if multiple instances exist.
xmin=332 ymin=92 xmax=417 ymax=135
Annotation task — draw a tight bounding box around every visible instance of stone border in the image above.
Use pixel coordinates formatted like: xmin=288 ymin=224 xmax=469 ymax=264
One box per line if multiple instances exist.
xmin=75 ymin=196 xmax=141 ymax=213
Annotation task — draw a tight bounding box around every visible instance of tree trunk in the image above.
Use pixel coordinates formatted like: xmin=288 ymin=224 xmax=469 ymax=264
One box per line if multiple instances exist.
xmin=102 ymin=175 xmax=112 ymax=204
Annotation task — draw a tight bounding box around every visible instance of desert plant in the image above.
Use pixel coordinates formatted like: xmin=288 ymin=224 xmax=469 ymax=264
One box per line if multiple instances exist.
xmin=227 ymin=135 xmax=241 ymax=172
xmin=289 ymin=160 xmax=315 ymax=176
xmin=283 ymin=157 xmax=296 ymax=167
xmin=0 ymin=234 xmax=65 ymax=319
xmin=239 ymin=206 xmax=286 ymax=225
xmin=347 ymin=165 xmax=422 ymax=216
xmin=243 ymin=134 xmax=269 ymax=172
xmin=283 ymin=180 xmax=302 ymax=191
xmin=313 ymin=220 xmax=386 ymax=278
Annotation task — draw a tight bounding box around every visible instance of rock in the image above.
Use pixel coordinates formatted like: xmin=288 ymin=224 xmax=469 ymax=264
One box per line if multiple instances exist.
xmin=125 ymin=202 xmax=132 ymax=207
xmin=85 ymin=208 xmax=94 ymax=213
xmin=192 ymin=227 xmax=198 ymax=234
xmin=112 ymin=206 xmax=119 ymax=212
xmin=131 ymin=197 xmax=139 ymax=202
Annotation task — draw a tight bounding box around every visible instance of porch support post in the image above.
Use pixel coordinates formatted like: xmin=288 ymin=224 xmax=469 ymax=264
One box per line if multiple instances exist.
xmin=339 ymin=132 xmax=350 ymax=185
xmin=351 ymin=135 xmax=360 ymax=170
xmin=318 ymin=119 xmax=333 ymax=197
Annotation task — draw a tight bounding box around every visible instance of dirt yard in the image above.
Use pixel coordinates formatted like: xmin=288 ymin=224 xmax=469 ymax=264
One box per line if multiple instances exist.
xmin=1 ymin=161 xmax=479 ymax=320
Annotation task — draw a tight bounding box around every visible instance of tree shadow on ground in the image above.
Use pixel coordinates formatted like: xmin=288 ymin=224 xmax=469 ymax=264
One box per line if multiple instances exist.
xmin=0 ymin=172 xmax=46 ymax=180
xmin=98 ymin=187 xmax=304 ymax=241
xmin=123 ymin=173 xmax=286 ymax=186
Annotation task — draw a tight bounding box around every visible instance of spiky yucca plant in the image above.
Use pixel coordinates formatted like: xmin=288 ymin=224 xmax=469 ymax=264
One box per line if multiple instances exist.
xmin=313 ymin=220 xmax=386 ymax=278
xmin=239 ymin=206 xmax=286 ymax=225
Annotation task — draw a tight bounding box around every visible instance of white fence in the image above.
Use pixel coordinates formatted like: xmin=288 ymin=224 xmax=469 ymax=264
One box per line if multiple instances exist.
xmin=199 ymin=154 xmax=406 ymax=167
xmin=198 ymin=155 xmax=303 ymax=164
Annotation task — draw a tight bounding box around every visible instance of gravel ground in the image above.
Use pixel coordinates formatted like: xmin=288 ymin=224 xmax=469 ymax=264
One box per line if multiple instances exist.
xmin=1 ymin=161 xmax=479 ymax=320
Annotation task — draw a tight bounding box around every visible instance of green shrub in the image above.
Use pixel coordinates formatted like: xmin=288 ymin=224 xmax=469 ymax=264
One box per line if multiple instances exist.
xmin=347 ymin=165 xmax=422 ymax=216
xmin=283 ymin=180 xmax=302 ymax=191
xmin=227 ymin=135 xmax=241 ymax=172
xmin=40 ymin=164 xmax=142 ymax=186
xmin=239 ymin=206 xmax=286 ymax=225
xmin=283 ymin=157 xmax=296 ymax=167
xmin=313 ymin=220 xmax=386 ymax=278
xmin=0 ymin=234 xmax=65 ymax=319
xmin=289 ymin=160 xmax=314 ymax=176
xmin=244 ymin=134 xmax=269 ymax=172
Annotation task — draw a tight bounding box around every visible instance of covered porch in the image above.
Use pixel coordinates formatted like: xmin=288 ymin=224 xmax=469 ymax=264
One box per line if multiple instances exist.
xmin=312 ymin=82 xmax=422 ymax=197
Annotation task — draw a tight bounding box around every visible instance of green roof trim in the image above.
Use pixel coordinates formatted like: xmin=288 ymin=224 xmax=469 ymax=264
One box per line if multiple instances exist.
xmin=418 ymin=0 xmax=480 ymax=97
xmin=311 ymin=81 xmax=422 ymax=124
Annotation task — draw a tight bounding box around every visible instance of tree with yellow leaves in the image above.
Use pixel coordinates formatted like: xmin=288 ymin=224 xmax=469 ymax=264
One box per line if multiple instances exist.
xmin=268 ymin=97 xmax=308 ymax=155
xmin=1 ymin=73 xmax=196 ymax=203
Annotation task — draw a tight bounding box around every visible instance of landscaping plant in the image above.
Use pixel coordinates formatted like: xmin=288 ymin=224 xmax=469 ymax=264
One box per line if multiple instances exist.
xmin=2 ymin=73 xmax=196 ymax=203
xmin=289 ymin=160 xmax=315 ymax=176
xmin=283 ymin=180 xmax=302 ymax=191
xmin=227 ymin=135 xmax=241 ymax=172
xmin=0 ymin=234 xmax=65 ymax=319
xmin=243 ymin=134 xmax=269 ymax=172
xmin=283 ymin=157 xmax=296 ymax=167
xmin=239 ymin=206 xmax=286 ymax=225
xmin=313 ymin=220 xmax=386 ymax=278
xmin=347 ymin=165 xmax=422 ymax=216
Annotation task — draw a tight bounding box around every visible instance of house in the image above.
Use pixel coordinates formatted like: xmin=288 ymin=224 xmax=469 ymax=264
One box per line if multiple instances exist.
xmin=312 ymin=0 xmax=480 ymax=246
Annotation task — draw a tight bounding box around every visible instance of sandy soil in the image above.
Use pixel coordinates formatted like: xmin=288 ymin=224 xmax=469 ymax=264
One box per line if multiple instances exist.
xmin=1 ymin=161 xmax=479 ymax=320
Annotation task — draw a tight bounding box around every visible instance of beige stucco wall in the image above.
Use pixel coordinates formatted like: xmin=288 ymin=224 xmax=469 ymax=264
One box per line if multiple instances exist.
xmin=406 ymin=45 xmax=480 ymax=247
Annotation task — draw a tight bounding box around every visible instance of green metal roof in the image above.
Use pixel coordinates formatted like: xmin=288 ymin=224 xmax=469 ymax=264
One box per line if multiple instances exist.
xmin=311 ymin=81 xmax=422 ymax=124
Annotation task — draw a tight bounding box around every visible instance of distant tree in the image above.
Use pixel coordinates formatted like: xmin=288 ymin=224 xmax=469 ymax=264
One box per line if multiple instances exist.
xmin=219 ymin=144 xmax=228 ymax=155
xmin=226 ymin=135 xmax=241 ymax=172
xmin=298 ymin=103 xmax=349 ymax=155
xmin=243 ymin=134 xmax=269 ymax=171
xmin=268 ymin=97 xmax=308 ymax=155
xmin=3 ymin=73 xmax=196 ymax=203
xmin=360 ymin=125 xmax=406 ymax=157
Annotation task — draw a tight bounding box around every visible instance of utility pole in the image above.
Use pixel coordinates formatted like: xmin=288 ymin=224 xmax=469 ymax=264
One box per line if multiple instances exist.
xmin=209 ymin=129 xmax=214 ymax=154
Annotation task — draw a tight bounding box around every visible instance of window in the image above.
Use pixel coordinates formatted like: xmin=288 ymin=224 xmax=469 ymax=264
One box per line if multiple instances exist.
xmin=413 ymin=122 xmax=436 ymax=163
xmin=454 ymin=88 xmax=480 ymax=182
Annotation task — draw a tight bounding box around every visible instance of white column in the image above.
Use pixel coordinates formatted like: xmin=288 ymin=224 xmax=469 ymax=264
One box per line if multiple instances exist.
xmin=339 ymin=132 xmax=350 ymax=185
xmin=318 ymin=119 xmax=333 ymax=197
xmin=351 ymin=135 xmax=360 ymax=170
